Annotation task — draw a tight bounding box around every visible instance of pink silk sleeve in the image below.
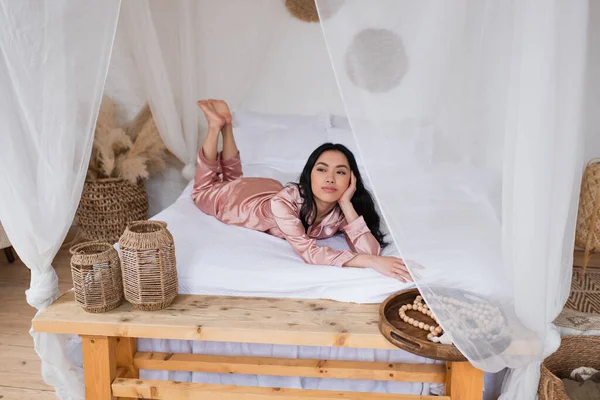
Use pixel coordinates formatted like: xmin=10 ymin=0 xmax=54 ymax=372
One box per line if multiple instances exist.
xmin=339 ymin=216 xmax=381 ymax=256
xmin=270 ymin=187 xmax=357 ymax=267
xmin=193 ymin=149 xmax=221 ymax=192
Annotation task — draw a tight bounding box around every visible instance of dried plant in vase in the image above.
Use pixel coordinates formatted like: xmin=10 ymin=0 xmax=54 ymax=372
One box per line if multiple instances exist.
xmin=76 ymin=97 xmax=168 ymax=243
xmin=86 ymin=97 xmax=166 ymax=183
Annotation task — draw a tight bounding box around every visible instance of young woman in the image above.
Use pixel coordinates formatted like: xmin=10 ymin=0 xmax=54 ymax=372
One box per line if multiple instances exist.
xmin=192 ymin=99 xmax=412 ymax=282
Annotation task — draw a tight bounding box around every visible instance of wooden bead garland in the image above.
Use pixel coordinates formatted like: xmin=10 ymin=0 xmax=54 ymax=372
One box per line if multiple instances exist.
xmin=398 ymin=295 xmax=444 ymax=343
xmin=399 ymin=294 xmax=506 ymax=343
xmin=436 ymin=295 xmax=505 ymax=340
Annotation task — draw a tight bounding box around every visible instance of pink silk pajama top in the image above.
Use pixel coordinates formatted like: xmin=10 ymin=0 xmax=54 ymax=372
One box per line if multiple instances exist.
xmin=191 ymin=150 xmax=381 ymax=266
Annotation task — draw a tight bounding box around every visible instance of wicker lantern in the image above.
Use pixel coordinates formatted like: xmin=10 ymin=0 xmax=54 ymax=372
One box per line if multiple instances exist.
xmin=70 ymin=241 xmax=123 ymax=313
xmin=119 ymin=220 xmax=178 ymax=311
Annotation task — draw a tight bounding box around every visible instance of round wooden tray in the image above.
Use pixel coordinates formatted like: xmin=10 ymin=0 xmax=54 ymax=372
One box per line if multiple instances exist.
xmin=379 ymin=288 xmax=513 ymax=362
xmin=379 ymin=288 xmax=467 ymax=361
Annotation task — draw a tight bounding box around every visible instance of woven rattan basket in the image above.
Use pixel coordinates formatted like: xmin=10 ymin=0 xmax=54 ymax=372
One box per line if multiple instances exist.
xmin=70 ymin=241 xmax=123 ymax=313
xmin=538 ymin=336 xmax=600 ymax=400
xmin=119 ymin=220 xmax=178 ymax=311
xmin=575 ymin=159 xmax=600 ymax=275
xmin=75 ymin=178 xmax=149 ymax=244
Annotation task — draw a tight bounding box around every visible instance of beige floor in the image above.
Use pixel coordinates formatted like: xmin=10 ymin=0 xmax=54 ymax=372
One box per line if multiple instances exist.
xmin=0 ymin=237 xmax=73 ymax=400
xmin=1 ymin=235 xmax=599 ymax=400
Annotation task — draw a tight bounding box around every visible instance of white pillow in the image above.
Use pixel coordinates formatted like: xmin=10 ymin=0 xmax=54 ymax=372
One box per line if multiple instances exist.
xmin=326 ymin=118 xmax=437 ymax=169
xmin=232 ymin=109 xmax=331 ymax=131
xmin=330 ymin=114 xmax=351 ymax=130
xmin=325 ymin=127 xmax=364 ymax=167
xmin=234 ymin=125 xmax=329 ymax=170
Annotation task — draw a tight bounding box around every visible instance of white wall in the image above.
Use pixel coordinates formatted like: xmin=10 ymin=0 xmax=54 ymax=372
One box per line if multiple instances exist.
xmin=239 ymin=16 xmax=345 ymax=115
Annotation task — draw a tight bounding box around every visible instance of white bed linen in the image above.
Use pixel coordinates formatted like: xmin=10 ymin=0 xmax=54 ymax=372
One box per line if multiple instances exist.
xmin=152 ymin=164 xmax=410 ymax=303
xmin=137 ymin=163 xmax=500 ymax=398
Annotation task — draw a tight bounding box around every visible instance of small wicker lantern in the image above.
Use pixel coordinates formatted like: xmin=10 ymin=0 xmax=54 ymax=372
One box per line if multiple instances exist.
xmin=70 ymin=241 xmax=123 ymax=313
xmin=575 ymin=159 xmax=600 ymax=276
xmin=119 ymin=220 xmax=178 ymax=311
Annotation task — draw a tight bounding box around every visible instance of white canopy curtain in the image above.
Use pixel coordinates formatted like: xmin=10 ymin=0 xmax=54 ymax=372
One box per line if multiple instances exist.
xmin=316 ymin=0 xmax=588 ymax=398
xmin=122 ymin=0 xmax=200 ymax=180
xmin=121 ymin=0 xmax=284 ymax=180
xmin=0 ymin=0 xmax=121 ymax=399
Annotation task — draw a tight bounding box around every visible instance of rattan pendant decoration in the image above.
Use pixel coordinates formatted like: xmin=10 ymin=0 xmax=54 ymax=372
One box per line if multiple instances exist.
xmin=575 ymin=158 xmax=600 ymax=276
xmin=70 ymin=241 xmax=123 ymax=313
xmin=119 ymin=221 xmax=178 ymax=311
xmin=284 ymin=0 xmax=344 ymax=22
xmin=285 ymin=0 xmax=319 ymax=22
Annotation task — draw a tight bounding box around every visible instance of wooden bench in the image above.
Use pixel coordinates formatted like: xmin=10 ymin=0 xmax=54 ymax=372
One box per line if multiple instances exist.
xmin=32 ymin=291 xmax=485 ymax=400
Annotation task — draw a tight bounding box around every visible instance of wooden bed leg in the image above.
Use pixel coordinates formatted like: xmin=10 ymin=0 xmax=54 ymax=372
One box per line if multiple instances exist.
xmin=81 ymin=335 xmax=117 ymax=400
xmin=115 ymin=337 xmax=138 ymax=400
xmin=445 ymin=361 xmax=484 ymax=400
xmin=115 ymin=337 xmax=138 ymax=379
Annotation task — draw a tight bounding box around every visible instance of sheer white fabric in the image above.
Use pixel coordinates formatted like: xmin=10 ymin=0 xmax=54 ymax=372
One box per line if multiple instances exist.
xmin=121 ymin=0 xmax=200 ymax=179
xmin=121 ymin=0 xmax=283 ymax=179
xmin=0 ymin=1 xmax=120 ymax=398
xmin=316 ymin=0 xmax=588 ymax=398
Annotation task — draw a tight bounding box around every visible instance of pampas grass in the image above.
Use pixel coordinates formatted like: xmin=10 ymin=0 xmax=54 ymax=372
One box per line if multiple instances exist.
xmin=126 ymin=103 xmax=152 ymax=141
xmin=88 ymin=97 xmax=166 ymax=183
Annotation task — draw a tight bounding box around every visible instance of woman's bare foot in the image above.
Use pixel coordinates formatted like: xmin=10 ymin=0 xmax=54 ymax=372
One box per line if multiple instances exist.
xmin=210 ymin=99 xmax=232 ymax=125
xmin=197 ymin=100 xmax=226 ymax=129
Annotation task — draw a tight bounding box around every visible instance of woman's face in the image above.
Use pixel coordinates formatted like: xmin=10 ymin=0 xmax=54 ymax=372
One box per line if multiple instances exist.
xmin=310 ymin=150 xmax=351 ymax=204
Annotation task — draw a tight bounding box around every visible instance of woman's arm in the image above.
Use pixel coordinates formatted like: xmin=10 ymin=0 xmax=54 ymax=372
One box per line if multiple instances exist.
xmin=338 ymin=200 xmax=381 ymax=256
xmin=344 ymin=254 xmax=412 ymax=282
xmin=337 ymin=172 xmax=381 ymax=256
xmin=338 ymin=201 xmax=359 ymax=224
xmin=271 ymin=186 xmax=356 ymax=267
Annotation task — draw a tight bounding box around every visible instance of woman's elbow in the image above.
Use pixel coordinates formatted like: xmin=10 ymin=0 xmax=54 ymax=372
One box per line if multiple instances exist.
xmin=299 ymin=250 xmax=342 ymax=266
xmin=374 ymin=245 xmax=382 ymax=256
xmin=300 ymin=253 xmax=317 ymax=265
xmin=358 ymin=240 xmax=381 ymax=256
xmin=296 ymin=248 xmax=320 ymax=265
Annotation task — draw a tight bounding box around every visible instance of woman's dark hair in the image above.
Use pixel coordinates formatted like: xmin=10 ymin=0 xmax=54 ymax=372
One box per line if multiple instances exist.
xmin=293 ymin=143 xmax=388 ymax=248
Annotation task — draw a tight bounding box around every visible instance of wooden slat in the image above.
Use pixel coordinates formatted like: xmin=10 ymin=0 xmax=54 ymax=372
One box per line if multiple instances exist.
xmin=0 ymin=344 xmax=53 ymax=391
xmin=33 ymin=292 xmax=395 ymax=350
xmin=81 ymin=336 xmax=117 ymax=400
xmin=134 ymin=352 xmax=446 ymax=383
xmin=111 ymin=378 xmax=449 ymax=400
xmin=574 ymin=249 xmax=600 ymax=269
xmin=0 ymin=385 xmax=57 ymax=400
xmin=0 ymin=319 xmax=37 ymax=348
xmin=444 ymin=362 xmax=484 ymax=400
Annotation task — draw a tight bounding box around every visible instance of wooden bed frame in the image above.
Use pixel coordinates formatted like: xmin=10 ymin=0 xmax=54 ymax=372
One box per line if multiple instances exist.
xmin=32 ymin=291 xmax=485 ymax=400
